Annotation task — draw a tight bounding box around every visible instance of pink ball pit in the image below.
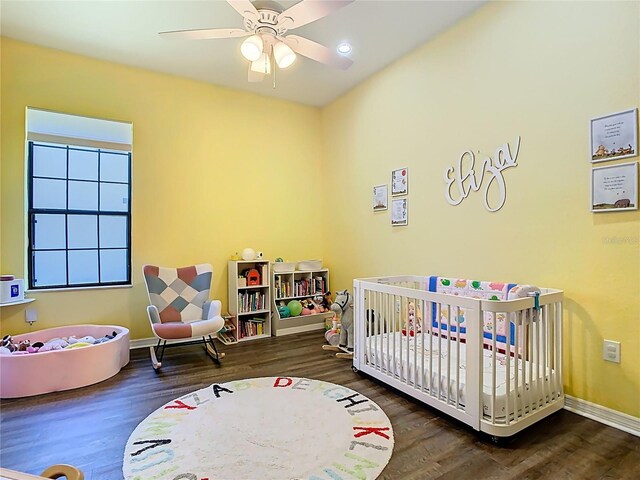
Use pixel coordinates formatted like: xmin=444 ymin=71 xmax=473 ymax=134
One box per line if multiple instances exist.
xmin=0 ymin=324 xmax=130 ymax=398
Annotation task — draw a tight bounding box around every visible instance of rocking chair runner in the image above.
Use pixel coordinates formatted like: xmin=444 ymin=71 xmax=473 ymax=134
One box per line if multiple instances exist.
xmin=142 ymin=263 xmax=225 ymax=369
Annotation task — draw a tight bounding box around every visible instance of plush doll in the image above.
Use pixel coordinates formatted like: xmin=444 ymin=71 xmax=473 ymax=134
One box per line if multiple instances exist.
xmin=402 ymin=301 xmax=422 ymax=337
xmin=68 ymin=335 xmax=97 ymax=345
xmin=324 ymin=315 xmax=340 ymax=346
xmin=2 ymin=335 xmax=17 ymax=352
xmin=17 ymin=340 xmax=31 ymax=351
xmin=39 ymin=337 xmax=69 ymax=352
xmin=65 ymin=342 xmax=92 ymax=349
xmin=94 ymin=331 xmax=117 ymax=344
xmin=330 ymin=290 xmax=354 ymax=352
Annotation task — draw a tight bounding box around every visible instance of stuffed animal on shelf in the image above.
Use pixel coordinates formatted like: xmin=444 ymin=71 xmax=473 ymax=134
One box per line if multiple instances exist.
xmin=402 ymin=301 xmax=422 ymax=337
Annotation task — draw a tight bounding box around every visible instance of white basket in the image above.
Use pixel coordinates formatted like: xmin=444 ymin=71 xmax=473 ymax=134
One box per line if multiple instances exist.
xmin=272 ymin=262 xmax=296 ymax=273
xmin=297 ymin=260 xmax=323 ymax=271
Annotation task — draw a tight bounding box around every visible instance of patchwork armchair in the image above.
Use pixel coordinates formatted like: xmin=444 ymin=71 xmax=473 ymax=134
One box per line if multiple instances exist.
xmin=142 ymin=263 xmax=225 ymax=369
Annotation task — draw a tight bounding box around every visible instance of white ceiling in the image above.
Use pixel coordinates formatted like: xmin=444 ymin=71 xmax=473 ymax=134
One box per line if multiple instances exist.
xmin=1 ymin=0 xmax=485 ymax=107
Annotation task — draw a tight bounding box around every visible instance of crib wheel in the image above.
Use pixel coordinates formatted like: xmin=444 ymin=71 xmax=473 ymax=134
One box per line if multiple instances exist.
xmin=490 ymin=435 xmax=506 ymax=446
xmin=352 ymin=366 xmax=359 ymax=374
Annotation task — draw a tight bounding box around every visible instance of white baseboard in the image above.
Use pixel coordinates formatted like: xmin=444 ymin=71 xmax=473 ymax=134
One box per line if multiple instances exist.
xmin=565 ymin=395 xmax=639 ymax=437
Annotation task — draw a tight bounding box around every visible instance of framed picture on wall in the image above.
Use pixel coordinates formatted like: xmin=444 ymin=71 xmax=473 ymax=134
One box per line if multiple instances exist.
xmin=591 ymin=161 xmax=638 ymax=212
xmin=391 ymin=167 xmax=408 ymax=196
xmin=590 ymin=108 xmax=638 ymax=162
xmin=391 ymin=198 xmax=408 ymax=226
xmin=373 ymin=184 xmax=388 ymax=211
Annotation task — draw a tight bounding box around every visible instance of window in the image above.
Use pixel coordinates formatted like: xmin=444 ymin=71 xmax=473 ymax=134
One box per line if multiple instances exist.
xmin=26 ymin=109 xmax=132 ymax=290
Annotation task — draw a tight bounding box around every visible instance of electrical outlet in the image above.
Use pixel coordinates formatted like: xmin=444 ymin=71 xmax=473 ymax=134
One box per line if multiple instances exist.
xmin=25 ymin=308 xmax=37 ymax=324
xmin=603 ymin=339 xmax=620 ymax=363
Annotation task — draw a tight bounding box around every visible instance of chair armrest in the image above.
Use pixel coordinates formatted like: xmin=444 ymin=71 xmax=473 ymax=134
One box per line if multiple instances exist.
xmin=203 ymin=300 xmax=222 ymax=321
xmin=41 ymin=464 xmax=84 ymax=480
xmin=147 ymin=305 xmax=161 ymax=324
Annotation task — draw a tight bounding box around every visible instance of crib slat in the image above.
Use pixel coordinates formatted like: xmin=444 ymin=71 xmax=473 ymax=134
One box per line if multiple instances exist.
xmin=446 ymin=304 xmax=451 ymax=405
xmin=514 ymin=311 xmax=521 ymax=421
xmin=455 ymin=306 xmax=461 ymax=409
xmin=419 ymin=300 xmax=424 ymax=393
xmin=437 ymin=303 xmax=442 ymax=401
xmin=491 ymin=319 xmax=497 ymax=425
xmin=505 ymin=311 xmax=511 ymax=426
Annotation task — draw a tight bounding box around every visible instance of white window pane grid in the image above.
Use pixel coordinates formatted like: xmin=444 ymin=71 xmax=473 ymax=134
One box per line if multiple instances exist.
xmin=100 ymin=152 xmax=129 ymax=183
xmin=33 ymin=178 xmax=67 ymax=210
xmin=68 ymin=250 xmax=99 ymax=284
xmin=99 ymin=215 xmax=128 ymax=248
xmin=100 ymin=183 xmax=129 ymax=212
xmin=32 ymin=145 xmax=67 ymax=179
xmin=30 ymin=143 xmax=131 ymax=288
xmin=68 ymin=215 xmax=98 ymax=249
xmin=69 ymin=149 xmax=98 ymax=181
xmin=33 ymin=250 xmax=67 ymax=287
xmin=68 ymin=180 xmax=99 ymax=211
xmin=33 ymin=214 xmax=66 ymax=250
xmin=100 ymin=249 xmax=128 ymax=283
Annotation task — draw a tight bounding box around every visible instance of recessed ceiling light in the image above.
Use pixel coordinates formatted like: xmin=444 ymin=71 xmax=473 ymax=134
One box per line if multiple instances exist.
xmin=337 ymin=43 xmax=352 ymax=55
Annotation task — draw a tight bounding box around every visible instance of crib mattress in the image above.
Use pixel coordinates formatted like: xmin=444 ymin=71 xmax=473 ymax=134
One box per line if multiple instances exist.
xmin=364 ymin=333 xmax=556 ymax=418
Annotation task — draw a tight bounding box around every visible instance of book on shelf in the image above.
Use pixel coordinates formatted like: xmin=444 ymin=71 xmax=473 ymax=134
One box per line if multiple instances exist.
xmin=237 ymin=292 xmax=266 ymax=313
xmin=240 ymin=318 xmax=265 ymax=337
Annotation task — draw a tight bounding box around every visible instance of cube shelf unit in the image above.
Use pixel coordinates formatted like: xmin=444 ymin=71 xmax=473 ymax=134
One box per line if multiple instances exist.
xmin=227 ymin=260 xmax=271 ymax=342
xmin=271 ymin=267 xmax=332 ymax=336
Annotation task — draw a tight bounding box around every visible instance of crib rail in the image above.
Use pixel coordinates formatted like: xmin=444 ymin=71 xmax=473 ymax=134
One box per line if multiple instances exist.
xmin=353 ymin=276 xmax=564 ymax=437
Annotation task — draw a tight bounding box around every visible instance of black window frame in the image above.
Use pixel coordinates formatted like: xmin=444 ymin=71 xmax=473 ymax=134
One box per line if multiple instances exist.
xmin=27 ymin=141 xmax=132 ymax=290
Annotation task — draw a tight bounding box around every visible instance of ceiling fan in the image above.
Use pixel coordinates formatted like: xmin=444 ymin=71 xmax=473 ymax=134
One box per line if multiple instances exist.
xmin=160 ymin=0 xmax=354 ymax=83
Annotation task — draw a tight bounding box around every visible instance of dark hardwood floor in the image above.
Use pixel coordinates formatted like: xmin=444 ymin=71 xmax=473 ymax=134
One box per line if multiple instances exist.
xmin=1 ymin=331 xmax=638 ymax=479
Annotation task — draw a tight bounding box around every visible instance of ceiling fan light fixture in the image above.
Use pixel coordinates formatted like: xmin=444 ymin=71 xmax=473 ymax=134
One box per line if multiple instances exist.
xmin=241 ymin=34 xmax=263 ymax=62
xmin=273 ymin=41 xmax=296 ymax=69
xmin=250 ymin=53 xmax=272 ymax=74
xmin=337 ymin=42 xmax=352 ymax=55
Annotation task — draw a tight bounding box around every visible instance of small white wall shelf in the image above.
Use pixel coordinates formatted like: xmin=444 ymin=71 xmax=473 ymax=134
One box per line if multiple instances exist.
xmin=0 ymin=298 xmax=35 ymax=308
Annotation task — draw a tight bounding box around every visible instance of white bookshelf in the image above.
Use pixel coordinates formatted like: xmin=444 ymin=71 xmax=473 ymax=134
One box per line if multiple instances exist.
xmin=227 ymin=260 xmax=271 ymax=342
xmin=271 ymin=267 xmax=332 ymax=336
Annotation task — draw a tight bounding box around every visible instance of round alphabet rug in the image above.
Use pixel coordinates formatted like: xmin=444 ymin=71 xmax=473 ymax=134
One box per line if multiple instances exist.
xmin=123 ymin=377 xmax=394 ymax=480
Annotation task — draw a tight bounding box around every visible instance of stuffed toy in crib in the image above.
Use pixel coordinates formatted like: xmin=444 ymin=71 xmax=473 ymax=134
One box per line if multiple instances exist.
xmin=402 ymin=301 xmax=422 ymax=336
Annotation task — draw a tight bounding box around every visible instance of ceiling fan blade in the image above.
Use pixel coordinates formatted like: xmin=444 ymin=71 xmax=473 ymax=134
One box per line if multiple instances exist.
xmin=248 ymin=65 xmax=265 ymax=82
xmin=227 ymin=0 xmax=259 ymax=19
xmin=278 ymin=0 xmax=354 ymax=30
xmin=159 ymin=28 xmax=251 ymax=40
xmin=284 ymin=35 xmax=353 ymax=70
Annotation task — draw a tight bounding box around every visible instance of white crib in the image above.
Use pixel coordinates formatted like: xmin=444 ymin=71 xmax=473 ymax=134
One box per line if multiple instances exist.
xmin=352 ymin=275 xmax=564 ymax=438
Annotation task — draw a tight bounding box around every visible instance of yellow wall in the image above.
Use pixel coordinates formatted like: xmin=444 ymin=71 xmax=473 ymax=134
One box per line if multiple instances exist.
xmin=321 ymin=1 xmax=639 ymax=416
xmin=1 ymin=1 xmax=638 ymax=417
xmin=0 ymin=37 xmax=324 ymax=340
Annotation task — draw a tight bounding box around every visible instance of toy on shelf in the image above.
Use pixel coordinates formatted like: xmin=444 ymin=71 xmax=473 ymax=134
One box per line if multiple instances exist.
xmin=322 ymin=290 xmax=353 ymax=359
xmin=241 ymin=248 xmax=257 ymax=260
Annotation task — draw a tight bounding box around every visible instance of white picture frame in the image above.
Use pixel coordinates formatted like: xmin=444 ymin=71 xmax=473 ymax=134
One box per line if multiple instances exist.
xmin=590 ymin=108 xmax=638 ymax=162
xmin=591 ymin=161 xmax=638 ymax=212
xmin=372 ymin=184 xmax=388 ymax=211
xmin=391 ymin=198 xmax=408 ymax=226
xmin=391 ymin=167 xmax=408 ymax=196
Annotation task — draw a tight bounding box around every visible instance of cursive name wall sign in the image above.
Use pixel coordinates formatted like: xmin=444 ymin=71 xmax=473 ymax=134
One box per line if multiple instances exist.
xmin=444 ymin=136 xmax=521 ymax=212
